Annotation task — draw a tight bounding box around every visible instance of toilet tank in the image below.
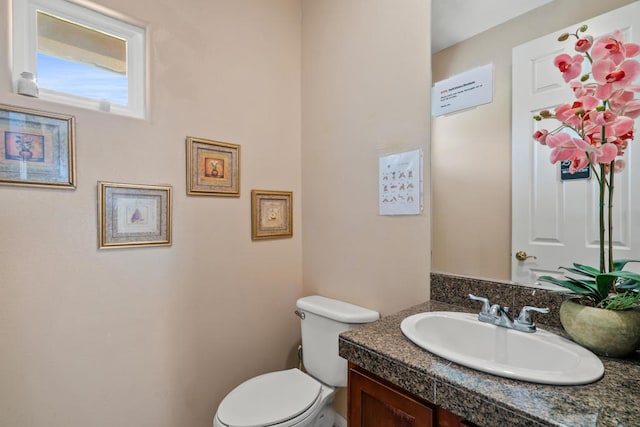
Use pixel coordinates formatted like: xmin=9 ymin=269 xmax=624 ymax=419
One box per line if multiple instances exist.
xmin=296 ymin=295 xmax=379 ymax=388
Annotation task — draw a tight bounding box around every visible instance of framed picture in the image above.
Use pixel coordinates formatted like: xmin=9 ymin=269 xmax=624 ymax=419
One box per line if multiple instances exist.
xmin=186 ymin=137 xmax=240 ymax=196
xmin=98 ymin=182 xmax=172 ymax=249
xmin=251 ymin=190 xmax=293 ymax=240
xmin=0 ymin=103 xmax=76 ymax=188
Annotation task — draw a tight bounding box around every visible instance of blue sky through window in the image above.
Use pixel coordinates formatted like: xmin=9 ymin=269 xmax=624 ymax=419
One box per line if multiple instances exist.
xmin=37 ymin=53 xmax=128 ymax=105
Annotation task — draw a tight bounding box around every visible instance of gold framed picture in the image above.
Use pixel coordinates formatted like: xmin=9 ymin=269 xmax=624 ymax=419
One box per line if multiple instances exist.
xmin=186 ymin=136 xmax=240 ymax=196
xmin=98 ymin=182 xmax=172 ymax=249
xmin=0 ymin=103 xmax=76 ymax=189
xmin=251 ymin=190 xmax=293 ymax=240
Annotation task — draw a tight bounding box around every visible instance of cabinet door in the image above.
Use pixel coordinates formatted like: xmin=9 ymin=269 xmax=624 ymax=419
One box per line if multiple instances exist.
xmin=349 ymin=367 xmax=434 ymax=427
xmin=436 ymin=407 xmax=478 ymax=427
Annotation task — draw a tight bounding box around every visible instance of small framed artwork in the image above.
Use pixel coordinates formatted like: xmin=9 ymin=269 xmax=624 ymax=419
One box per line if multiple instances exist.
xmin=0 ymin=103 xmax=76 ymax=189
xmin=98 ymin=182 xmax=172 ymax=249
xmin=251 ymin=190 xmax=293 ymax=240
xmin=186 ymin=136 xmax=240 ymax=196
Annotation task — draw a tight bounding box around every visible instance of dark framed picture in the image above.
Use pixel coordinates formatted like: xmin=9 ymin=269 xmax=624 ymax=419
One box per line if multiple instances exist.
xmin=98 ymin=182 xmax=172 ymax=249
xmin=0 ymin=103 xmax=76 ymax=188
xmin=186 ymin=136 xmax=240 ymax=196
xmin=251 ymin=190 xmax=293 ymax=240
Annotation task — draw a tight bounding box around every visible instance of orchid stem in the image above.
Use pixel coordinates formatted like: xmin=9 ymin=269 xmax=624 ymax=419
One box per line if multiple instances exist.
xmin=608 ymin=160 xmax=615 ymax=275
xmin=599 ymin=163 xmax=606 ymax=274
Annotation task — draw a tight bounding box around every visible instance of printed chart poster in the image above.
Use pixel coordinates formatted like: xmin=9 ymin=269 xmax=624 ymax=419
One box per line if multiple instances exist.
xmin=379 ymin=149 xmax=423 ymax=216
xmin=432 ymin=63 xmax=493 ymax=116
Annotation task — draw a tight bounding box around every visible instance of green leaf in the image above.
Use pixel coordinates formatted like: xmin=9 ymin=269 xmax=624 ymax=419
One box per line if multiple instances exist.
xmin=598 ymin=271 xmax=640 ymax=295
xmin=540 ymin=262 xmax=640 ymax=305
xmin=600 ymin=271 xmax=640 ymax=281
xmin=560 ymin=266 xmax=597 ymax=278
xmin=616 ymin=278 xmax=640 ymax=291
xmin=571 ymin=263 xmax=600 ymax=276
xmin=612 ymin=259 xmax=640 ymax=271
xmin=538 ymin=275 xmax=596 ymax=295
xmin=594 ymin=275 xmax=617 ymax=300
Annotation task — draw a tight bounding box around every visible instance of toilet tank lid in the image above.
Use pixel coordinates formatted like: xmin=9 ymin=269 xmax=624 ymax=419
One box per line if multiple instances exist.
xmin=296 ymin=295 xmax=379 ymax=323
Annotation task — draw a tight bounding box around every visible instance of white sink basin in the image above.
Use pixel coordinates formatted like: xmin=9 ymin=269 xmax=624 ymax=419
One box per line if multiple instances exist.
xmin=400 ymin=311 xmax=604 ymax=385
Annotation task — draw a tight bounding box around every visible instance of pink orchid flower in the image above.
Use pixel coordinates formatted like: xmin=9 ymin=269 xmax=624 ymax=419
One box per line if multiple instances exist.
xmin=608 ymin=89 xmax=634 ymax=109
xmin=626 ymin=43 xmax=640 ymax=59
xmin=609 ymin=86 xmax=640 ymax=115
xmin=532 ymin=129 xmax=549 ymax=145
xmin=575 ymin=36 xmax=593 ymax=53
xmin=613 ymin=159 xmax=626 ymax=173
xmin=555 ymin=96 xmax=599 ymax=126
xmin=594 ymin=81 xmax=614 ymax=100
xmin=610 ymin=116 xmax=634 ymax=136
xmin=592 ymin=33 xmax=625 ymax=64
xmin=545 ymin=132 xmax=585 ymax=164
xmin=554 ymin=53 xmax=584 ymax=82
xmin=569 ymin=155 xmax=590 ymax=173
xmin=592 ymin=59 xmax=640 ymax=98
xmin=573 ymin=136 xmax=618 ymax=165
xmin=570 ymin=81 xmax=597 ymax=97
xmin=592 ymin=59 xmax=616 ymax=85
xmin=607 ymin=125 xmax=634 ymax=156
xmin=585 ymin=109 xmax=619 ymax=127
xmin=535 ymin=26 xmax=638 ymax=177
xmin=584 ymin=115 xmax=634 ymax=148
xmin=610 ymin=137 xmax=630 ymax=156
xmin=597 ymin=116 xmax=635 ymax=140
xmin=612 ymin=96 xmax=640 ymax=118
xmin=593 ymin=143 xmax=619 ymax=164
xmin=591 ymin=31 xmax=640 ymax=65
xmin=609 ymin=60 xmax=640 ymax=90
xmin=554 ymin=103 xmax=581 ymax=127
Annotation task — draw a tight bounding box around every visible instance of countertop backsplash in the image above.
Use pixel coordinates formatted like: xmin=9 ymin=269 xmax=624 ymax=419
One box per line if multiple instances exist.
xmin=431 ymin=272 xmax=566 ymax=330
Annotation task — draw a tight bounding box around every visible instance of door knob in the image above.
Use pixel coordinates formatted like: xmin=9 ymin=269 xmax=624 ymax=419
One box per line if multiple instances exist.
xmin=515 ymin=251 xmax=537 ymax=261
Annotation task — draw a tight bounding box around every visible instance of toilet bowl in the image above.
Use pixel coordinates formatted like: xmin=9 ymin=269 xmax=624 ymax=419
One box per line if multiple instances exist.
xmin=213 ymin=295 xmax=379 ymax=427
xmin=213 ymin=368 xmax=335 ymax=427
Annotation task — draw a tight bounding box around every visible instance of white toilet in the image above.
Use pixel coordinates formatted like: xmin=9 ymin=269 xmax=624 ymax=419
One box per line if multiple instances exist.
xmin=213 ymin=295 xmax=379 ymax=427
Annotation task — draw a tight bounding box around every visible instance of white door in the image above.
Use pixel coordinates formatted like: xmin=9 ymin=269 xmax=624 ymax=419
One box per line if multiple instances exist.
xmin=512 ymin=3 xmax=640 ymax=286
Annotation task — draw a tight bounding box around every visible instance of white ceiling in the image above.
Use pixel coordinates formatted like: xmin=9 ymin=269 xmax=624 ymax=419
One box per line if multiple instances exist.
xmin=431 ymin=0 xmax=554 ymax=53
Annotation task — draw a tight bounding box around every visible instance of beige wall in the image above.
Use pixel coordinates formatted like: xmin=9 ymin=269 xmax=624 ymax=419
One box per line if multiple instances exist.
xmin=431 ymin=0 xmax=635 ymax=282
xmin=1 ymin=0 xmax=432 ymax=425
xmin=0 ymin=0 xmax=303 ymax=426
xmin=301 ymin=0 xmax=431 ymax=418
xmin=301 ymin=0 xmax=432 ymax=317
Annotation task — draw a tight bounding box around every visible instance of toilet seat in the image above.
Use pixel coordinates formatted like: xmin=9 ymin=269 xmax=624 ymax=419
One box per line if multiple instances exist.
xmin=216 ymin=368 xmax=323 ymax=427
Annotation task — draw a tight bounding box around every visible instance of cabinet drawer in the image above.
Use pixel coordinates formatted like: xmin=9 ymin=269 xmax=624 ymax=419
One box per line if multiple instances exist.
xmin=349 ymin=366 xmax=435 ymax=427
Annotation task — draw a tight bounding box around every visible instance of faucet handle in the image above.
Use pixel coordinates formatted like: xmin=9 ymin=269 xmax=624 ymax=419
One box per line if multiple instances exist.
xmin=469 ymin=294 xmax=491 ymax=314
xmin=489 ymin=303 xmax=502 ymax=316
xmin=516 ymin=306 xmax=550 ymax=325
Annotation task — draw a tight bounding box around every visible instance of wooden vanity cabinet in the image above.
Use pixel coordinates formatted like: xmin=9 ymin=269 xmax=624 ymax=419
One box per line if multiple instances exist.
xmin=436 ymin=407 xmax=476 ymax=427
xmin=348 ymin=364 xmax=477 ymax=427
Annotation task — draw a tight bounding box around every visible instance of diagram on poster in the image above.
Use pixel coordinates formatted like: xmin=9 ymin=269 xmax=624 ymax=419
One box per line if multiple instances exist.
xmin=379 ymin=149 xmax=423 ymax=215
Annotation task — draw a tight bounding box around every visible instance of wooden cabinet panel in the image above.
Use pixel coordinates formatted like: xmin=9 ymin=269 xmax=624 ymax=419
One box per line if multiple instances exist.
xmin=349 ymin=366 xmax=434 ymax=427
xmin=436 ymin=407 xmax=478 ymax=427
xmin=348 ymin=364 xmax=478 ymax=427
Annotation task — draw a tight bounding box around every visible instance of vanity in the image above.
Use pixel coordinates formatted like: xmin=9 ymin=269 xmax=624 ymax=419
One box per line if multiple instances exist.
xmin=339 ymin=274 xmax=640 ymax=426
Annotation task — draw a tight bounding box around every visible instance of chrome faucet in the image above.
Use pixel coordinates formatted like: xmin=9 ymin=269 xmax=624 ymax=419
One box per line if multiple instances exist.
xmin=469 ymin=294 xmax=549 ymax=333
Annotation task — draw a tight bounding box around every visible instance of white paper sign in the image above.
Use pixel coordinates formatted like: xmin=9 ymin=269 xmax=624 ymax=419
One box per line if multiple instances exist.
xmin=379 ymin=149 xmax=423 ymax=216
xmin=432 ymin=63 xmax=493 ymax=116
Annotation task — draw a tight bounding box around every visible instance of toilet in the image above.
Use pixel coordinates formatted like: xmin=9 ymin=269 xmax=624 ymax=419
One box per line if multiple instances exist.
xmin=213 ymin=295 xmax=379 ymax=427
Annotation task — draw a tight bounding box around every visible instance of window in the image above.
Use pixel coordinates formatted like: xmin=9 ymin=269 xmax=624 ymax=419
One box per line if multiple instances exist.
xmin=12 ymin=0 xmax=146 ymax=118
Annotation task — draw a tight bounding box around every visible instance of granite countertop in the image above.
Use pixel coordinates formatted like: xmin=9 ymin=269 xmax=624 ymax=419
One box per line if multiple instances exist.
xmin=339 ymin=300 xmax=640 ymax=427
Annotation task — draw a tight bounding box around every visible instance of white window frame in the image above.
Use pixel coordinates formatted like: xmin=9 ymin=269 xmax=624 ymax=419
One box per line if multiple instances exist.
xmin=12 ymin=0 xmax=146 ymax=119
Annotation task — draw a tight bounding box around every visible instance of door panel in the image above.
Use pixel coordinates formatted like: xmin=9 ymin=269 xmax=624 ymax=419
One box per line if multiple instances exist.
xmin=512 ymin=3 xmax=640 ymax=285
